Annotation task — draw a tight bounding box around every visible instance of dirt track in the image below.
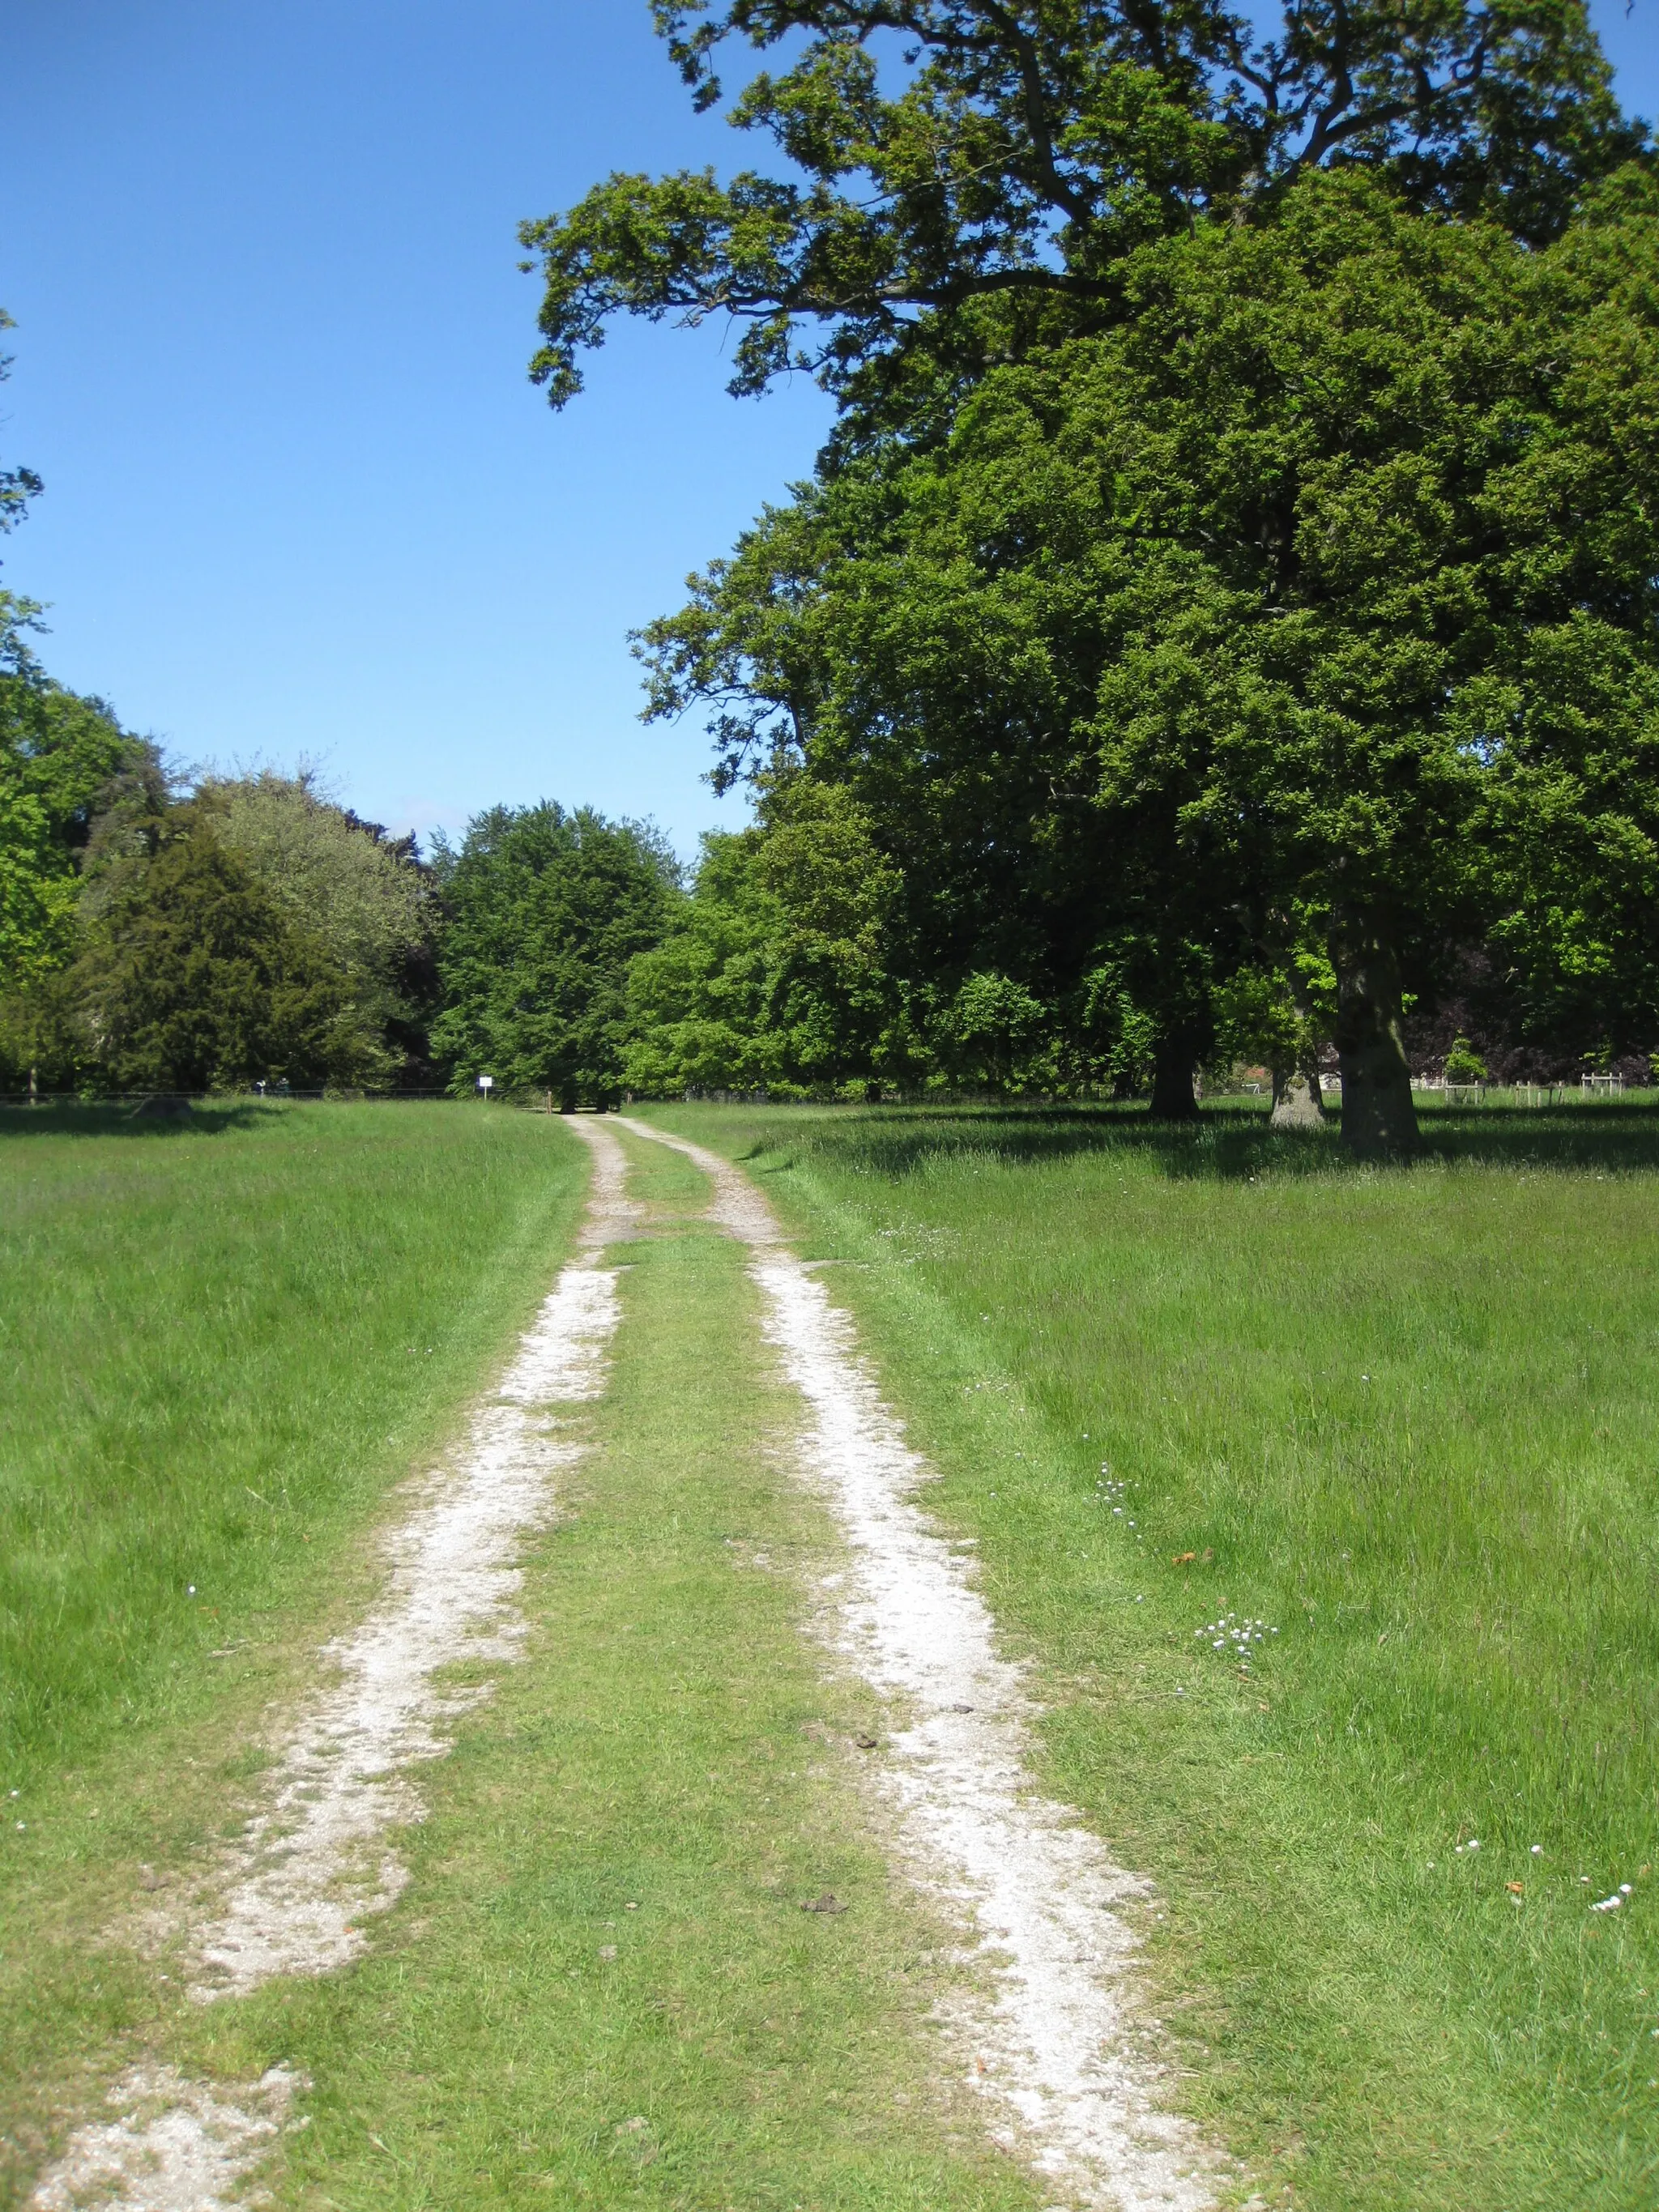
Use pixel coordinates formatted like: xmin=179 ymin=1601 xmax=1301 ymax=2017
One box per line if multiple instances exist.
xmin=30 ymin=1118 xmax=1222 ymax=2212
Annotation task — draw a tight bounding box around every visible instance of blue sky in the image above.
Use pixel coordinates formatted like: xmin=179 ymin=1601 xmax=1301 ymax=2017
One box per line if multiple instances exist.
xmin=4 ymin=2 xmax=1659 ymax=858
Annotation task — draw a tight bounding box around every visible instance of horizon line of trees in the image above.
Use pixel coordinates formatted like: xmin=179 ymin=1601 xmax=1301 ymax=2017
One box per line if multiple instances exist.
xmin=2 ymin=631 xmax=1647 ymax=1107
xmin=4 ymin=475 xmax=1657 ymax=1108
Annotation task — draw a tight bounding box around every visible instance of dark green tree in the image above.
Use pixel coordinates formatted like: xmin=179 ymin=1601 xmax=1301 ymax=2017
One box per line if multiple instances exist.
xmin=524 ymin=3 xmax=1650 ymax=1139
xmin=640 ymin=170 xmax=1659 ymax=1150
xmin=0 ymin=597 xmax=147 ymax=1092
xmin=523 ymin=0 xmax=1640 ymax=417
xmin=72 ymin=806 xmax=363 ymax=1093
xmin=626 ymin=777 xmax=914 ymax=1094
xmin=432 ymin=804 xmax=678 ymax=1107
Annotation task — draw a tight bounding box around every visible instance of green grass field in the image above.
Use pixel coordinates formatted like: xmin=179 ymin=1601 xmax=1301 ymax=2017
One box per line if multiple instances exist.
xmin=7 ymin=1093 xmax=1659 ymax=2210
xmin=0 ymin=1101 xmax=587 ymax=2198
xmin=0 ymin=1101 xmax=586 ymax=1785
xmin=644 ymin=1097 xmax=1659 ymax=2210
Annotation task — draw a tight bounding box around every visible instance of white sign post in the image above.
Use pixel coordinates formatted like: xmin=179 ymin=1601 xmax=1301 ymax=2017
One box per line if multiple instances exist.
xmin=477 ymin=1075 xmax=494 ymax=1098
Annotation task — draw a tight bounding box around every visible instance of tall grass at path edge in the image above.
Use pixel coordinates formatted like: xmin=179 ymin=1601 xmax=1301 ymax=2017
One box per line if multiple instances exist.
xmin=0 ymin=1100 xmax=586 ymax=1788
xmin=643 ymin=1097 xmax=1659 ymax=2212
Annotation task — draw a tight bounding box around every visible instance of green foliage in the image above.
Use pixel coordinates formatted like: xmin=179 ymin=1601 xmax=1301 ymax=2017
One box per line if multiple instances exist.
xmin=432 ymin=803 xmax=678 ymax=1106
xmin=530 ymin=5 xmax=1653 ymax=1149
xmin=625 ymin=779 xmax=911 ymax=1095
xmin=0 ymin=614 xmax=143 ymax=1062
xmin=625 ymin=829 xmax=795 ymax=1094
xmin=526 ymin=2 xmax=1640 ymax=409
xmin=641 ymin=169 xmax=1659 ymax=1143
xmin=0 ymin=322 xmax=124 ymax=1059
xmin=203 ymin=772 xmax=428 ymax=989
xmin=71 ymin=808 xmax=368 ymax=1093
xmin=200 ymin=771 xmax=433 ymax=1086
xmin=1443 ymin=1033 xmax=1489 ymax=1082
xmin=940 ymin=970 xmax=1054 ymax=1092
xmin=4 ymin=751 xmax=441 ymax=1095
xmin=1210 ymin=947 xmax=1337 ymax=1099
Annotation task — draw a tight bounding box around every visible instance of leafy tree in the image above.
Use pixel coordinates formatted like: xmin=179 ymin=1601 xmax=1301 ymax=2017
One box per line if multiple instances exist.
xmin=1067 ymin=168 xmax=1659 ymax=1147
xmin=198 ymin=771 xmax=433 ymax=1086
xmin=527 ymin=6 xmax=1653 ymax=1147
xmin=1443 ymin=1032 xmax=1488 ymax=1081
xmin=72 ymin=805 xmax=364 ymax=1092
xmin=640 ymin=169 xmax=1659 ymax=1150
xmin=523 ymin=0 xmax=1640 ymax=416
xmin=626 ymin=830 xmax=782 ymax=1093
xmin=638 ymin=437 xmax=1130 ymax=1085
xmin=627 ymin=778 xmax=913 ymax=1094
xmin=1211 ymin=948 xmax=1334 ymax=1122
xmin=939 ymin=969 xmax=1055 ymax=1091
xmin=0 ymin=599 xmax=145 ymax=1089
xmin=432 ymin=804 xmax=678 ymax=1107
xmin=203 ymin=772 xmax=428 ymax=982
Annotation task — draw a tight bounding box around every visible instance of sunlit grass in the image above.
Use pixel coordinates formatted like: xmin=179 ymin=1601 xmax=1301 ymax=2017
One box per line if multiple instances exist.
xmin=13 ymin=1127 xmax=1042 ymax=2212
xmin=0 ymin=1102 xmax=590 ymax=2205
xmin=648 ymin=1097 xmax=1659 ymax=2211
xmin=0 ymin=1101 xmax=585 ymax=1784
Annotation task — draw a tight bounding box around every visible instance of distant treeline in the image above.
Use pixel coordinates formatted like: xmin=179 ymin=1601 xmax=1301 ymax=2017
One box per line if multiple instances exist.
xmin=0 ymin=582 xmax=1643 ymax=1106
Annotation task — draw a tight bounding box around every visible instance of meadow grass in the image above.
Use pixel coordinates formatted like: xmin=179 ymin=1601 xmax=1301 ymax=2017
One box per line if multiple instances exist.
xmin=100 ymin=1127 xmax=1043 ymax=2212
xmin=0 ymin=1101 xmax=587 ymax=2199
xmin=0 ymin=1100 xmax=583 ymax=1787
xmin=644 ymin=1097 xmax=1659 ymax=2210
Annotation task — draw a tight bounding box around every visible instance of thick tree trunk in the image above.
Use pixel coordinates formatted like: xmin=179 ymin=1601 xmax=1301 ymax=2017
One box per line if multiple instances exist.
xmin=1272 ymin=959 xmax=1327 ymax=1127
xmin=1330 ymin=910 xmax=1418 ymax=1157
xmin=1149 ymin=1031 xmax=1201 ymax=1121
xmin=1269 ymin=1064 xmax=1324 ymax=1128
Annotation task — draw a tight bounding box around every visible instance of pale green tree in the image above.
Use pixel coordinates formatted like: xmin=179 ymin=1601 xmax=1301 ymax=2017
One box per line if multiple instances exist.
xmin=197 ymin=771 xmax=432 ymax=1085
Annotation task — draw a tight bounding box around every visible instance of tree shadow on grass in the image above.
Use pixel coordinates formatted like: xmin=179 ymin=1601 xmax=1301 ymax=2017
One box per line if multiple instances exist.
xmin=0 ymin=1100 xmax=283 ymax=1141
xmin=750 ymin=1098 xmax=1659 ymax=1183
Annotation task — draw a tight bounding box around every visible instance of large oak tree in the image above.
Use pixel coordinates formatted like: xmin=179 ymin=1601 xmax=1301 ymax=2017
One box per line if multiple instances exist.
xmin=524 ymin=2 xmax=1651 ymax=1146
xmin=640 ymin=171 xmax=1659 ymax=1149
xmin=525 ymin=0 xmax=1638 ymax=416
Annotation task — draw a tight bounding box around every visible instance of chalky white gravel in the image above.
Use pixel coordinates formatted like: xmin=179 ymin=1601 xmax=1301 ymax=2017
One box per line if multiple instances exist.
xmin=28 ymin=2065 xmax=302 ymax=2212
